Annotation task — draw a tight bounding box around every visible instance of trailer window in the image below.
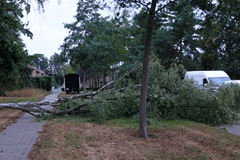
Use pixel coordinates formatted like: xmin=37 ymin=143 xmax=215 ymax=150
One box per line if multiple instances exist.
xmin=208 ymin=77 xmax=231 ymax=85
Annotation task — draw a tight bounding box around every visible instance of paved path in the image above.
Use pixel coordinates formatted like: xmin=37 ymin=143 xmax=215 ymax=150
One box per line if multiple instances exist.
xmin=0 ymin=87 xmax=62 ymax=160
xmin=218 ymin=117 xmax=240 ymax=136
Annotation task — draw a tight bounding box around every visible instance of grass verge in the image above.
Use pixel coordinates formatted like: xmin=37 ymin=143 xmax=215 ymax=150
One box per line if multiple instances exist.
xmin=0 ymin=88 xmax=49 ymax=103
xmin=0 ymin=88 xmax=49 ymax=133
xmin=28 ymin=117 xmax=240 ymax=160
xmin=0 ymin=109 xmax=24 ymax=133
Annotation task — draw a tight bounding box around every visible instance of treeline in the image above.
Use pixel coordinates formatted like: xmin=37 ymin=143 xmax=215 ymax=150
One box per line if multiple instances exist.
xmin=0 ymin=0 xmax=33 ymax=95
xmin=1 ymin=0 xmax=239 ymax=96
xmin=60 ymin=0 xmax=240 ymax=84
xmin=0 ymin=1 xmax=71 ymax=95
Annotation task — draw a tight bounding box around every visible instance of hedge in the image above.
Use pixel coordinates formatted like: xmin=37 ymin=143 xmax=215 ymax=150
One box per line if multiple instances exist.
xmin=30 ymin=76 xmax=53 ymax=91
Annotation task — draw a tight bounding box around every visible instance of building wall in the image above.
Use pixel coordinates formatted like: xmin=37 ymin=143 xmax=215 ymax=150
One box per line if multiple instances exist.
xmin=31 ymin=69 xmax=47 ymax=77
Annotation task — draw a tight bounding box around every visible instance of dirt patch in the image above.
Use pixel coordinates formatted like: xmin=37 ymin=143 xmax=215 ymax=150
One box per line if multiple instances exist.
xmin=0 ymin=109 xmax=24 ymax=133
xmin=29 ymin=120 xmax=240 ymax=160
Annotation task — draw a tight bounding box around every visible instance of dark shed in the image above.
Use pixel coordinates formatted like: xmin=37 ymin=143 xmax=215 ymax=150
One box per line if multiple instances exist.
xmin=64 ymin=74 xmax=81 ymax=94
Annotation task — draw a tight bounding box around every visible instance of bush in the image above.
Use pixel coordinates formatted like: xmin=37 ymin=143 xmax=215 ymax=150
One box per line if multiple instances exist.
xmin=30 ymin=76 xmax=53 ymax=91
xmin=86 ymin=88 xmax=141 ymax=123
xmin=0 ymin=88 xmax=6 ymax=97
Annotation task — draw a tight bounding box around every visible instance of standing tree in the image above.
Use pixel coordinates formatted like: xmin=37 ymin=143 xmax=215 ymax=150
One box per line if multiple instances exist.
xmin=31 ymin=53 xmax=49 ymax=74
xmin=113 ymin=0 xmax=214 ymax=138
xmin=199 ymin=0 xmax=240 ymax=78
xmin=0 ymin=0 xmax=33 ymax=94
xmin=49 ymin=53 xmax=64 ymax=76
xmin=61 ymin=0 xmax=131 ymax=90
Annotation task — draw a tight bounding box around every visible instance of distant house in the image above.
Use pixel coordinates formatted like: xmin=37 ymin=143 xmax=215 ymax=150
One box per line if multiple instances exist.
xmin=28 ymin=64 xmax=48 ymax=77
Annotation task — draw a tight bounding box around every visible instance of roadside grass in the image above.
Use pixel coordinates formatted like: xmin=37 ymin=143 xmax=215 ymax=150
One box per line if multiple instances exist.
xmin=29 ymin=117 xmax=240 ymax=160
xmin=30 ymin=91 xmax=240 ymax=159
xmin=0 ymin=88 xmax=49 ymax=103
xmin=0 ymin=88 xmax=49 ymax=132
xmin=0 ymin=108 xmax=24 ymax=133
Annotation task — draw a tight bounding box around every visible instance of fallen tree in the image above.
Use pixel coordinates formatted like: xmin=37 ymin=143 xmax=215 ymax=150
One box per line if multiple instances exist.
xmin=0 ymin=101 xmax=89 ymax=116
xmin=1 ymin=57 xmax=239 ymax=126
xmin=0 ymin=63 xmax=142 ymax=116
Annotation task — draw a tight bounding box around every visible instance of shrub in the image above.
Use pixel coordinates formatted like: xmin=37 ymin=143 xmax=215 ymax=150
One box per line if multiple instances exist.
xmin=30 ymin=76 xmax=53 ymax=91
xmin=0 ymin=88 xmax=6 ymax=97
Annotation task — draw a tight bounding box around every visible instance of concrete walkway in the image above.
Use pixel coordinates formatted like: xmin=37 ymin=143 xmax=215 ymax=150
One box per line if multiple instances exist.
xmin=218 ymin=117 xmax=240 ymax=136
xmin=0 ymin=87 xmax=62 ymax=160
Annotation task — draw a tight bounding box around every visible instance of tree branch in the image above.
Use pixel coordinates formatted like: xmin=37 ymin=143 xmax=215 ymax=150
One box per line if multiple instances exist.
xmin=0 ymin=102 xmax=88 ymax=116
xmin=96 ymin=63 xmax=142 ymax=92
xmin=132 ymin=0 xmax=150 ymax=11
xmin=155 ymin=3 xmax=169 ymax=14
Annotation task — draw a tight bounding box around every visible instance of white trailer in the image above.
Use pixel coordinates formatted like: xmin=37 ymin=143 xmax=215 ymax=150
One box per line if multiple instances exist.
xmin=185 ymin=70 xmax=231 ymax=86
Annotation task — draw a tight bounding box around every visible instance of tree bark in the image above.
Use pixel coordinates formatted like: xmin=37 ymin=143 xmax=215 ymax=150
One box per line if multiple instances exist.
xmin=0 ymin=102 xmax=88 ymax=116
xmin=103 ymin=70 xmax=106 ymax=86
xmin=99 ymin=73 xmax=101 ymax=87
xmin=84 ymin=70 xmax=86 ymax=92
xmin=92 ymin=74 xmax=94 ymax=88
xmin=139 ymin=0 xmax=157 ymax=138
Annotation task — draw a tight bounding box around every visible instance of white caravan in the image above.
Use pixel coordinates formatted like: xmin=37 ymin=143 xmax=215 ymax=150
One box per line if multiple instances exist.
xmin=185 ymin=70 xmax=231 ymax=86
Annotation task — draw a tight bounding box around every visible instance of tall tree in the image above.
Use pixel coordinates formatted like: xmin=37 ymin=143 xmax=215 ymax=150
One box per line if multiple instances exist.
xmin=114 ymin=0 xmax=214 ymax=138
xmin=31 ymin=53 xmax=49 ymax=74
xmin=114 ymin=0 xmax=158 ymax=138
xmin=61 ymin=0 xmax=131 ymax=90
xmin=49 ymin=53 xmax=63 ymax=76
xmin=0 ymin=0 xmax=33 ymax=93
xmin=199 ymin=0 xmax=240 ymax=78
xmin=138 ymin=0 xmax=157 ymax=138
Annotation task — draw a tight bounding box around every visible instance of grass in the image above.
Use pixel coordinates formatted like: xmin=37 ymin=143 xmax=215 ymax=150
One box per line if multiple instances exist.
xmin=65 ymin=133 xmax=82 ymax=147
xmin=109 ymin=117 xmax=196 ymax=128
xmin=29 ymin=117 xmax=240 ymax=160
xmin=0 ymin=88 xmax=49 ymax=103
xmin=28 ymin=90 xmax=240 ymax=159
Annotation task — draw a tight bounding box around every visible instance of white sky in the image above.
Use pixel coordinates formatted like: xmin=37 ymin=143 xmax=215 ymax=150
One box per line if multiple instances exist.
xmin=21 ymin=0 xmax=113 ymax=59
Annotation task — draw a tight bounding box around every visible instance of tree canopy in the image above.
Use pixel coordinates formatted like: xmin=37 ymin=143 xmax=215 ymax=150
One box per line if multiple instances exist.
xmin=58 ymin=0 xmax=240 ymax=138
xmin=0 ymin=0 xmax=34 ymax=93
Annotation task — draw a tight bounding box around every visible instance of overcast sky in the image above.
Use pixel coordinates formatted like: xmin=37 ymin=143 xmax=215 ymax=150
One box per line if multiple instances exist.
xmin=21 ymin=0 xmax=113 ymax=59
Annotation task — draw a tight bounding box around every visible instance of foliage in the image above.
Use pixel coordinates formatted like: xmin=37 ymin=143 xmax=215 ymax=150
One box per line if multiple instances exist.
xmin=48 ymin=53 xmax=65 ymax=86
xmin=0 ymin=89 xmax=6 ymax=97
xmin=0 ymin=0 xmax=33 ymax=93
xmin=62 ymin=64 xmax=75 ymax=75
xmin=199 ymin=0 xmax=240 ymax=78
xmin=48 ymin=0 xmax=240 ymax=130
xmin=86 ymin=88 xmax=141 ymax=123
xmin=31 ymin=53 xmax=49 ymax=74
xmin=49 ymin=53 xmax=64 ymax=76
xmin=146 ymin=56 xmax=239 ymax=125
xmin=61 ymin=0 xmax=132 ymax=83
xmin=55 ymin=56 xmax=240 ymax=126
xmin=30 ymin=76 xmax=53 ymax=91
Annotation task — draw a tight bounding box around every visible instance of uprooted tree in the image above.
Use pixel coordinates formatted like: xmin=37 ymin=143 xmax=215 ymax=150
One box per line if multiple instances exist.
xmin=0 ymin=62 xmax=142 ymax=116
xmin=1 ymin=56 xmax=240 ymax=127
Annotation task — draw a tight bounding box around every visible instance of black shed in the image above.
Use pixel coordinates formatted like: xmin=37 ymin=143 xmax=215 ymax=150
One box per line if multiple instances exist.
xmin=64 ymin=74 xmax=81 ymax=94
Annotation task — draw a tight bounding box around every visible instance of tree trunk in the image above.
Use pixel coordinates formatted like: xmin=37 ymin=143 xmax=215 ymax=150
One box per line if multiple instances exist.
xmin=103 ymin=70 xmax=106 ymax=86
xmin=92 ymin=74 xmax=94 ymax=88
xmin=99 ymin=73 xmax=101 ymax=87
xmin=138 ymin=0 xmax=157 ymax=138
xmin=94 ymin=75 xmax=96 ymax=88
xmin=84 ymin=70 xmax=86 ymax=92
